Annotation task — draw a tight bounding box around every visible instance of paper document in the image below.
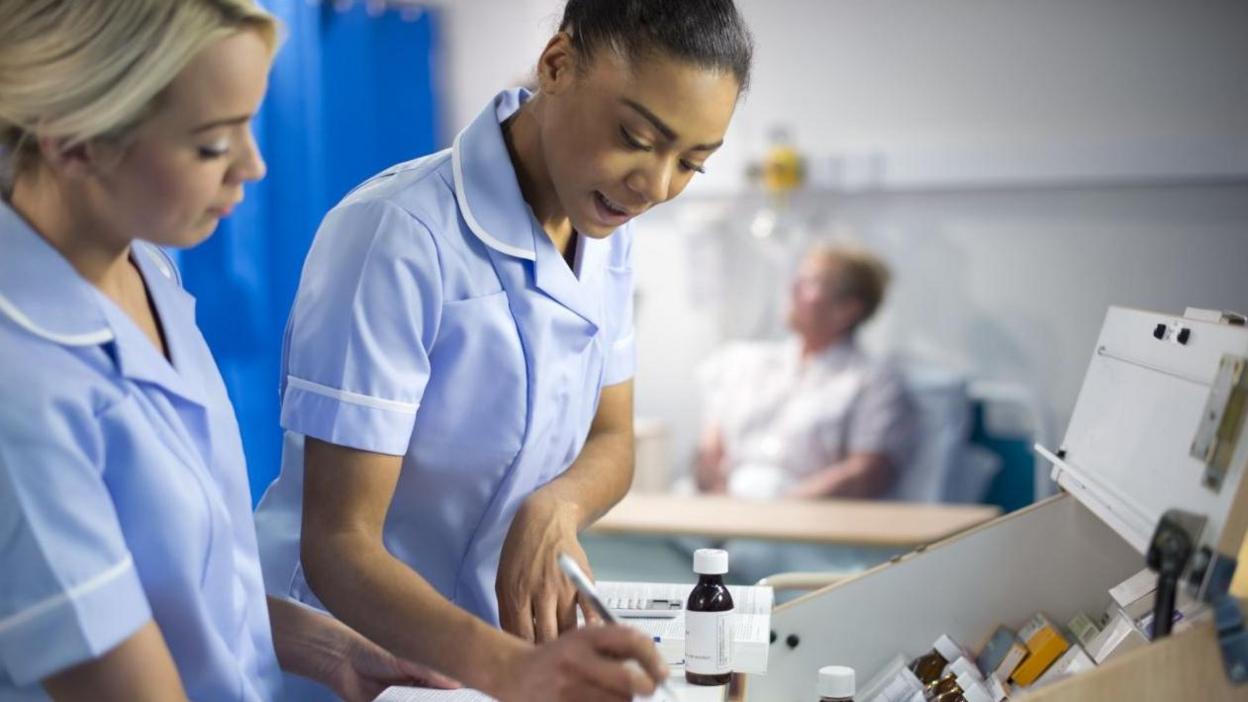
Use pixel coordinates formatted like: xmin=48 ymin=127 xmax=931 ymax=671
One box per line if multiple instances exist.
xmin=374 ymin=688 xmax=495 ymax=702
xmin=375 ymin=670 xmax=717 ymax=702
xmin=593 ymin=581 xmax=774 ymax=674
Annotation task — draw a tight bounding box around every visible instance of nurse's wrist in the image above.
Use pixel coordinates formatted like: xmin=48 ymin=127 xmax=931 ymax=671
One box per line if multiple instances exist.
xmin=475 ymin=631 xmax=532 ymax=697
xmin=267 ymin=596 xmax=349 ymax=684
xmin=520 ymin=487 xmax=584 ymax=529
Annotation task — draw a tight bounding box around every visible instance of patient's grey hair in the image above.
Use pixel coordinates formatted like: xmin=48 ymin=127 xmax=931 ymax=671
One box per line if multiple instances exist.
xmin=807 ymin=242 xmax=892 ymax=325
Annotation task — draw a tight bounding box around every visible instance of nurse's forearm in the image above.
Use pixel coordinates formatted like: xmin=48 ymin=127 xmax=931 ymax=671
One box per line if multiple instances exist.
xmin=299 ymin=438 xmax=529 ymax=695
xmin=534 ymin=426 xmax=634 ymax=527
xmin=530 ymin=380 xmax=636 ymax=527
xmin=302 ymin=527 xmax=527 ymax=692
xmin=267 ymin=596 xmax=357 ymax=686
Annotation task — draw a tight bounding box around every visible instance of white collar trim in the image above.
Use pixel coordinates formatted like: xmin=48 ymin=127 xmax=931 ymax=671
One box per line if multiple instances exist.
xmin=0 ymin=291 xmax=114 ymax=346
xmin=451 ymin=128 xmax=537 ymax=262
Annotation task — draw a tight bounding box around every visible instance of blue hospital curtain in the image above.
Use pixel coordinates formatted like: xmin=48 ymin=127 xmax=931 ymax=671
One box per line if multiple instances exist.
xmin=177 ymin=1 xmax=441 ymax=502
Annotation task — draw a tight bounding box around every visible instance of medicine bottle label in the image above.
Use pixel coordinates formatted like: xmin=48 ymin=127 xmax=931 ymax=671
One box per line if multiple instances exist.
xmin=685 ymin=610 xmax=733 ymax=675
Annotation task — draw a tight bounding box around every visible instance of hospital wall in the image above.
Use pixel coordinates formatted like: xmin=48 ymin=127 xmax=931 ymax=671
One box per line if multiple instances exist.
xmin=439 ymin=0 xmax=1248 ymax=485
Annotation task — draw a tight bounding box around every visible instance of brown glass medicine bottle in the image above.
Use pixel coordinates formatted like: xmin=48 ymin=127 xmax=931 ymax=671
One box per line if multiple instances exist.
xmin=685 ymin=549 xmax=734 ymax=686
xmin=931 ymin=674 xmax=963 ymax=697
xmin=909 ymin=634 xmax=963 ymax=687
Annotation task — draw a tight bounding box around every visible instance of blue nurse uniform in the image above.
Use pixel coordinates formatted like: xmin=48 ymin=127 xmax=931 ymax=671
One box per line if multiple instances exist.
xmin=0 ymin=202 xmax=282 ymax=700
xmin=255 ymin=88 xmax=636 ymax=635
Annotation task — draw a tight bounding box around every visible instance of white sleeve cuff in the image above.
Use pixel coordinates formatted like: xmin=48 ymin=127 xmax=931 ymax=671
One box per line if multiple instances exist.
xmin=280 ymin=375 xmax=419 ymax=456
xmin=602 ymin=331 xmax=637 ymax=387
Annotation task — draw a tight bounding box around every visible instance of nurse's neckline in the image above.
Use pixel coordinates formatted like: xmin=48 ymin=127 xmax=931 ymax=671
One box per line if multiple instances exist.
xmin=499 ymin=103 xmax=577 ymax=260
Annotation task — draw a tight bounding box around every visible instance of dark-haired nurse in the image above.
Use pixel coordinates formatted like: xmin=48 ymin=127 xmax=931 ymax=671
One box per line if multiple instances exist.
xmin=254 ymin=1 xmax=754 ymax=699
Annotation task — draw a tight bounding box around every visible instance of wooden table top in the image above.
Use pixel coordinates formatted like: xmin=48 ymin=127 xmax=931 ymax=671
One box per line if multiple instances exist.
xmin=589 ymin=493 xmax=1001 ymax=547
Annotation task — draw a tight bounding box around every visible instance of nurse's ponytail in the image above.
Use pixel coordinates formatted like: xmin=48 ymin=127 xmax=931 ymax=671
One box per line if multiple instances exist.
xmin=0 ymin=0 xmax=279 ymax=194
xmin=557 ymin=0 xmax=754 ymax=93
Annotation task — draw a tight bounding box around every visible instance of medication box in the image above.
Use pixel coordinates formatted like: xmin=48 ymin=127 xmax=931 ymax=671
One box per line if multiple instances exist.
xmin=745 ymin=307 xmax=1248 ymax=701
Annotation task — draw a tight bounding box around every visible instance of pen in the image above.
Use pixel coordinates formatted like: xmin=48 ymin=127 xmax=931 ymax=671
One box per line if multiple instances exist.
xmin=557 ymin=552 xmax=679 ymax=700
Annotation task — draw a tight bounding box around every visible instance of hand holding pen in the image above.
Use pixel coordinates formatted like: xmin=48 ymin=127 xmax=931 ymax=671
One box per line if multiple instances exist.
xmin=558 ymin=553 xmax=678 ymax=700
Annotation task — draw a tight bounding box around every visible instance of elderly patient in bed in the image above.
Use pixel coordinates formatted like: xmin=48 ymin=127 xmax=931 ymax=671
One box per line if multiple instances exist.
xmin=695 ymin=243 xmax=917 ymax=501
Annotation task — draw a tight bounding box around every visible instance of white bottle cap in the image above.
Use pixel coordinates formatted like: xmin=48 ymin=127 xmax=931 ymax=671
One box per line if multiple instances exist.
xmin=932 ymin=634 xmax=963 ymax=662
xmin=956 ymin=672 xmax=981 ymax=691
xmin=818 ymin=665 xmax=855 ymax=698
xmin=948 ymin=657 xmax=983 ymax=681
xmin=985 ymin=676 xmax=1009 ymax=702
xmin=960 ymin=681 xmax=993 ymax=702
xmin=693 ymin=548 xmax=729 ymax=575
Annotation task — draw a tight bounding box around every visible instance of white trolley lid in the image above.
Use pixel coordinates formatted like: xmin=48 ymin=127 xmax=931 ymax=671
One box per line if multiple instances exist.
xmin=1038 ymin=306 xmax=1248 ymax=558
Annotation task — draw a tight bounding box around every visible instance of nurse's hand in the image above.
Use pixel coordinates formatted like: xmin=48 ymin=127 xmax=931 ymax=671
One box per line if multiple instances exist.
xmin=495 ymin=624 xmax=668 ymax=702
xmin=326 ymin=626 xmax=461 ymax=702
xmin=269 ymin=595 xmax=459 ymax=701
xmin=497 ymin=492 xmax=595 ymax=642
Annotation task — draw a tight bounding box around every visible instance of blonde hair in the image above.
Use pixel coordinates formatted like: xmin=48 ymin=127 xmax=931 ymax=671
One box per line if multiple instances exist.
xmin=0 ymin=0 xmax=279 ymax=191
xmin=807 ymin=242 xmax=893 ymax=325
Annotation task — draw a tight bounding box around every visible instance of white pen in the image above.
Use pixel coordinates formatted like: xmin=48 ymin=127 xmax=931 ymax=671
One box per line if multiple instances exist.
xmin=557 ymin=552 xmax=679 ymax=700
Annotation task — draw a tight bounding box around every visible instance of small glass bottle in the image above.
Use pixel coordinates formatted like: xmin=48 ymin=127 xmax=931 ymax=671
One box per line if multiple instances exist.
xmin=909 ymin=634 xmax=963 ymax=687
xmin=685 ymin=549 xmax=734 ymax=686
xmin=930 ymin=673 xmax=962 ymax=697
xmin=817 ymin=665 xmax=855 ymax=701
xmin=932 ymin=669 xmax=983 ymax=698
xmin=909 ymin=650 xmax=946 ymax=687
